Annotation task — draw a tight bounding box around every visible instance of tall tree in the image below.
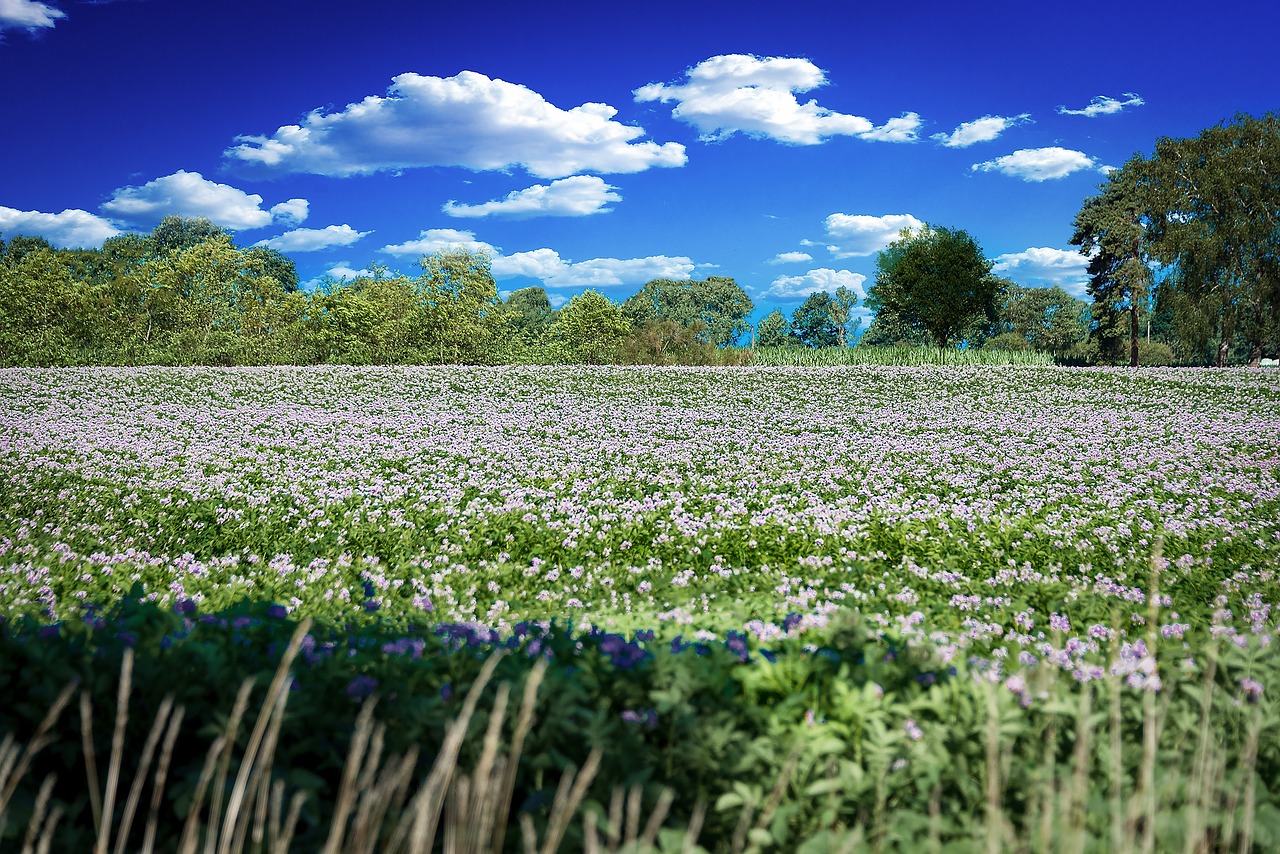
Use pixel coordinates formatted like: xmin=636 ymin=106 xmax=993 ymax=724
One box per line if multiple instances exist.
xmin=505 ymin=287 xmax=555 ymax=340
xmin=827 ymin=285 xmax=859 ymax=346
xmin=755 ymin=309 xmax=795 ymax=347
xmin=1071 ymin=160 xmax=1156 ymax=367
xmin=1000 ymin=284 xmax=1089 ymax=357
xmin=416 ymin=248 xmax=501 ymax=363
xmin=620 ymin=276 xmax=754 ymax=346
xmin=550 ymin=290 xmax=628 ymax=363
xmin=1142 ymin=113 xmax=1280 ymax=367
xmin=865 ymin=225 xmax=999 ymax=354
xmin=790 ymin=292 xmax=839 ymax=347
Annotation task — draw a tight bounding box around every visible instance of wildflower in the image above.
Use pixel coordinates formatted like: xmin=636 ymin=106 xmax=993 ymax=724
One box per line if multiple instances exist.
xmin=346 ymin=675 xmax=377 ymax=700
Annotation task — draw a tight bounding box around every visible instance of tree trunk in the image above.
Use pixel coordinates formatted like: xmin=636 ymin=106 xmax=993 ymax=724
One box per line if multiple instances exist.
xmin=1217 ymin=336 xmax=1230 ymax=368
xmin=1248 ymin=340 xmax=1263 ymax=368
xmin=1129 ymin=301 xmax=1140 ymax=367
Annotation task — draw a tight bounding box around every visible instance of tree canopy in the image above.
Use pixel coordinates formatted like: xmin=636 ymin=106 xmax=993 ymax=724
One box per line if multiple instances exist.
xmin=620 ymin=276 xmax=754 ymax=346
xmin=864 ymin=225 xmax=1000 ymax=352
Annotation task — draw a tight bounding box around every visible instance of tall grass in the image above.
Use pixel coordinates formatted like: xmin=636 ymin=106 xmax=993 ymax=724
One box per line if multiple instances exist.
xmin=1 ymin=625 xmax=1268 ymax=853
xmin=743 ymin=345 xmax=1053 ymax=367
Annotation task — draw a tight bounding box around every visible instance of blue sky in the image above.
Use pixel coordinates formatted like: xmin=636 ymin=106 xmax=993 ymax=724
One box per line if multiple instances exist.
xmin=2 ymin=0 xmax=1277 ymax=327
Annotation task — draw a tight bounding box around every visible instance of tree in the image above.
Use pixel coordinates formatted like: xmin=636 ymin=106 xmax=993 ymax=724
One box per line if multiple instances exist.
xmin=827 ymin=285 xmax=859 ymax=346
xmin=416 ymin=248 xmax=501 ymax=363
xmin=1141 ymin=113 xmax=1280 ymax=366
xmin=150 ymin=215 xmax=229 ymax=256
xmin=999 ymin=284 xmax=1089 ymax=357
xmin=790 ymin=293 xmax=839 ymax=347
xmin=620 ymin=276 xmax=754 ymax=346
xmin=865 ymin=225 xmax=1000 ymax=354
xmin=505 ymin=287 xmax=554 ymax=341
xmin=1071 ymin=162 xmax=1155 ymax=367
xmin=550 ymin=290 xmax=628 ymax=363
xmin=755 ymin=309 xmax=795 ymax=347
xmin=242 ymin=246 xmax=300 ymax=293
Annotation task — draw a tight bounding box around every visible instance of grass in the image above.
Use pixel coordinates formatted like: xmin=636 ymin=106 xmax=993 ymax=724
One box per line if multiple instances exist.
xmin=743 ymin=345 xmax=1053 ymax=366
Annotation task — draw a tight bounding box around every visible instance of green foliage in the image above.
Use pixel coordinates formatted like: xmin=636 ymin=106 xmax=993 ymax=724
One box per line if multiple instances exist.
xmin=995 ymin=284 xmax=1089 ymax=356
xmin=755 ymin=309 xmax=796 ymax=347
xmin=549 ymin=289 xmax=629 ymax=363
xmin=866 ymin=225 xmax=1001 ymax=351
xmin=790 ymin=292 xmax=840 ymax=348
xmin=620 ymin=276 xmax=754 ymax=346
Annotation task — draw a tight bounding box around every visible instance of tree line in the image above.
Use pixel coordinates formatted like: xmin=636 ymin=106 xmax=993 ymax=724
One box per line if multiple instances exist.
xmin=1 ymin=113 xmax=1275 ymax=368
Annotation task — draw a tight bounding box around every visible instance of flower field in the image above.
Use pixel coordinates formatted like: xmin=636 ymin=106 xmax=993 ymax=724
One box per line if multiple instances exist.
xmin=2 ymin=364 xmax=1279 ymax=851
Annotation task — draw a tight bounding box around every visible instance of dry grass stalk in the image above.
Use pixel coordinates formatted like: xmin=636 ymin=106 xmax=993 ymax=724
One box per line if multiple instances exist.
xmin=80 ymin=690 xmax=103 ymax=831
xmin=183 ymin=679 xmax=252 ymax=854
xmin=321 ymin=692 xmax=378 ymax=854
xmin=142 ymin=704 xmax=187 ymax=854
xmin=0 ymin=678 xmax=79 ymax=838
xmin=1236 ymin=703 xmax=1262 ymax=854
xmin=1184 ymin=643 xmax=1220 ymax=854
xmin=489 ymin=659 xmax=548 ymax=854
xmin=95 ymin=647 xmax=134 ymax=854
xmin=112 ymin=693 xmax=175 ymax=854
xmin=535 ymin=746 xmax=603 ymax=854
xmin=984 ymin=682 xmax=1005 ymax=854
xmin=681 ymin=800 xmax=707 ymax=854
xmin=386 ymin=651 xmax=503 ymax=853
xmin=1064 ymin=681 xmax=1093 ymax=854
xmin=219 ymin=617 xmax=313 ymax=854
xmin=20 ymin=772 xmax=57 ymax=854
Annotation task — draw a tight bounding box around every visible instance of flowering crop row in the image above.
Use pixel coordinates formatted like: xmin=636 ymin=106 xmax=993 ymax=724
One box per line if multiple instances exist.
xmin=2 ymin=365 xmax=1278 ymax=688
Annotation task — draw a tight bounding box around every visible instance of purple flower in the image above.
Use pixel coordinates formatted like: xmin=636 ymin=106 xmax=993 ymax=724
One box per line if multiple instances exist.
xmin=621 ymin=708 xmax=658 ymax=729
xmin=267 ymin=604 xmax=288 ymax=620
xmin=1241 ymin=678 xmax=1264 ymax=701
xmin=439 ymin=683 xmax=453 ymax=701
xmin=346 ymin=675 xmax=378 ymax=700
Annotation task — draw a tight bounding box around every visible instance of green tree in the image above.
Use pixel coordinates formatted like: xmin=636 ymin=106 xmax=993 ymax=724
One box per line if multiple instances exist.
xmin=550 ymin=290 xmax=628 ymax=363
xmin=620 ymin=276 xmax=754 ymax=346
xmin=755 ymin=309 xmax=795 ymax=347
xmin=416 ymin=248 xmax=503 ymax=363
xmin=827 ymin=285 xmax=859 ymax=347
xmin=1071 ymin=162 xmax=1155 ymax=367
xmin=999 ymin=284 xmax=1089 ymax=357
xmin=150 ymin=215 xmax=229 ymax=256
xmin=865 ymin=225 xmax=1000 ymax=354
xmin=0 ymin=246 xmax=92 ymax=365
xmin=790 ymin=293 xmax=839 ymax=348
xmin=1141 ymin=113 xmax=1280 ymax=366
xmin=505 ymin=287 xmax=555 ymax=341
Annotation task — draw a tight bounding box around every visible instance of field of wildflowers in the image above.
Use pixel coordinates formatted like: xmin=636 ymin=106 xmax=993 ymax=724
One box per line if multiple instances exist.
xmin=1 ymin=364 xmax=1278 ymax=851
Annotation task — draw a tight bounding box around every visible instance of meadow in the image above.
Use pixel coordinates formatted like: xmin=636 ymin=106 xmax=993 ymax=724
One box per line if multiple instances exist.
xmin=1 ymin=365 xmax=1278 ymax=851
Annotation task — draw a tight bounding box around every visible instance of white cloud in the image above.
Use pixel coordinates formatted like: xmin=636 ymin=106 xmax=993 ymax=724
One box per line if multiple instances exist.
xmin=494 ymin=249 xmax=695 ymax=289
xmin=859 ymin=113 xmax=923 ymax=143
xmin=932 ymin=113 xmax=1031 ymax=147
xmin=0 ymin=205 xmax=120 ymax=248
xmin=269 ymin=198 xmax=309 ymax=225
xmin=992 ymin=247 xmax=1092 ymax=297
xmin=443 ymin=175 xmax=620 ymax=218
xmin=226 ymin=70 xmax=686 ymax=179
xmin=971 ymin=147 xmax=1102 ymax=181
xmin=635 ymin=54 xmax=919 ymax=145
xmin=101 ymin=170 xmax=306 ymax=230
xmin=820 ymin=213 xmax=924 ymax=257
xmin=764 ymin=268 xmax=867 ymax=300
xmin=381 ymin=228 xmax=500 ymax=258
xmin=253 ymin=224 xmax=370 ymax=253
xmin=0 ymin=0 xmax=64 ymax=31
xmin=381 ymin=227 xmax=696 ymax=288
xmin=547 ymin=293 xmax=570 ymax=309
xmin=1057 ymin=93 xmax=1144 ymax=117
xmin=769 ymin=251 xmax=813 ymax=264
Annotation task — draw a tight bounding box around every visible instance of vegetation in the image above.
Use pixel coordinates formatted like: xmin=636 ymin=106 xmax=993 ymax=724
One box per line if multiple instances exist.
xmin=1 ymin=365 xmax=1277 ymax=850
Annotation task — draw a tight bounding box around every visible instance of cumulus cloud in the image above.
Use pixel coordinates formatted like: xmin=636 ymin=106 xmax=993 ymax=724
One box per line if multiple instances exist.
xmin=635 ymin=54 xmax=919 ymax=145
xmin=443 ymin=175 xmax=621 ymax=218
xmin=0 ymin=205 xmax=119 ymax=248
xmin=269 ymin=198 xmax=309 ymax=225
xmin=992 ymin=247 xmax=1092 ymax=296
xmin=0 ymin=0 xmax=65 ymax=31
xmin=493 ymin=249 xmax=695 ymax=289
xmin=101 ymin=170 xmax=307 ymax=230
xmin=1057 ymin=93 xmax=1144 ymax=117
xmin=971 ymin=147 xmax=1103 ymax=181
xmin=769 ymin=251 xmax=813 ymax=264
xmin=226 ymin=70 xmax=686 ymax=179
xmin=932 ymin=113 xmax=1031 ymax=147
xmin=819 ymin=213 xmax=924 ymax=257
xmin=764 ymin=268 xmax=867 ymax=300
xmin=253 ymin=224 xmax=370 ymax=252
xmin=381 ymin=228 xmax=500 ymax=258
xmin=380 ymin=227 xmax=696 ymax=288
